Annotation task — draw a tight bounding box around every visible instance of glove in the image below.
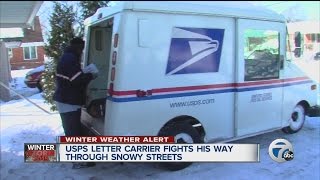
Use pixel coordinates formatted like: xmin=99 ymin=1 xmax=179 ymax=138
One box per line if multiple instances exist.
xmin=83 ymin=64 xmax=99 ymax=74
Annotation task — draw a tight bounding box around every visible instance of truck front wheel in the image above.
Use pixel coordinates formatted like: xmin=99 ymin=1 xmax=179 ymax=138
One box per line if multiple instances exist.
xmin=282 ymin=104 xmax=306 ymax=134
xmin=158 ymin=121 xmax=203 ymax=171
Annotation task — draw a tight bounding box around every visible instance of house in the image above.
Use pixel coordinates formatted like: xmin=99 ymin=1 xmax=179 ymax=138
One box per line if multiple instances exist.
xmin=5 ymin=16 xmax=45 ymax=70
xmin=0 ymin=1 xmax=43 ymax=101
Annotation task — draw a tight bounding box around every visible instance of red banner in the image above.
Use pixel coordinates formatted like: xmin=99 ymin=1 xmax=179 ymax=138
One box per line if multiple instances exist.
xmin=24 ymin=144 xmax=57 ymax=162
xmin=59 ymin=136 xmax=175 ymax=143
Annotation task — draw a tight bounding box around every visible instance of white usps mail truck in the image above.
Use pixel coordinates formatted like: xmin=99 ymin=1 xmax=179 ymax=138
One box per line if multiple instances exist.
xmin=80 ymin=1 xmax=319 ymax=170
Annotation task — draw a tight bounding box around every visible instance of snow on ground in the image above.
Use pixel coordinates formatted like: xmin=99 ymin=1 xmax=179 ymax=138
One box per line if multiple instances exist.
xmin=0 ymin=70 xmax=319 ymax=180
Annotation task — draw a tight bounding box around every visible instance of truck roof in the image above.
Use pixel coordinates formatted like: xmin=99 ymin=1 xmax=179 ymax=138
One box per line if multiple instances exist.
xmin=84 ymin=1 xmax=286 ymax=25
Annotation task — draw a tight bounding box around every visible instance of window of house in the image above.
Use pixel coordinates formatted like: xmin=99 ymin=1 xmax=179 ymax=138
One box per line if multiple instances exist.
xmin=244 ymin=29 xmax=280 ymax=81
xmin=23 ymin=46 xmax=37 ymax=60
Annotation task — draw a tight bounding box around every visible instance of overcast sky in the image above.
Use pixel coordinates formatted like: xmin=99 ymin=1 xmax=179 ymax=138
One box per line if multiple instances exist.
xmin=251 ymin=1 xmax=319 ymax=21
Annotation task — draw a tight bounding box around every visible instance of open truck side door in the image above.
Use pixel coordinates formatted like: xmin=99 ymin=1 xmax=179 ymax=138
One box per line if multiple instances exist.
xmin=85 ymin=27 xmax=112 ymax=107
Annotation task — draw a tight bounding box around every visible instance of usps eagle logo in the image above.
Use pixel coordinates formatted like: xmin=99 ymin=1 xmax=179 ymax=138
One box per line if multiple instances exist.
xmin=166 ymin=27 xmax=224 ymax=75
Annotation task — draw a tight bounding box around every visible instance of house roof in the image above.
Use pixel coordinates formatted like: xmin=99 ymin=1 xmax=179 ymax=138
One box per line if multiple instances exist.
xmin=0 ymin=1 xmax=43 ymax=28
xmin=0 ymin=1 xmax=44 ymax=41
xmin=0 ymin=16 xmax=43 ymax=42
xmin=85 ymin=1 xmax=286 ymax=25
xmin=0 ymin=28 xmax=24 ymax=39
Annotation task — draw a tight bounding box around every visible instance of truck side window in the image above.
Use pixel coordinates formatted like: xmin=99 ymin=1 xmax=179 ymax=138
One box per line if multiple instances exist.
xmin=244 ymin=29 xmax=280 ymax=81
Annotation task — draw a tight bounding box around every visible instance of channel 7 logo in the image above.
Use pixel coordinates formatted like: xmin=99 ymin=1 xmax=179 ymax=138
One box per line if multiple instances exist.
xmin=268 ymin=139 xmax=294 ymax=162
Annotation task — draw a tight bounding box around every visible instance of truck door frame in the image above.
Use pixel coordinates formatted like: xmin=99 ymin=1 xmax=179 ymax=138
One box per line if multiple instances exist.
xmin=235 ymin=19 xmax=286 ymax=136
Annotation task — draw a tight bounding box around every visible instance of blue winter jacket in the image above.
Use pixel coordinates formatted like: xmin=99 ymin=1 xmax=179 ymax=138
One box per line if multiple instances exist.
xmin=53 ymin=47 xmax=93 ymax=105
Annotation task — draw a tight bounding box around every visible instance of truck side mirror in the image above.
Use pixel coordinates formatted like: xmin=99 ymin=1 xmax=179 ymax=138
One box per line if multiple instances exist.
xmin=294 ymin=31 xmax=302 ymax=58
xmin=294 ymin=31 xmax=301 ymax=48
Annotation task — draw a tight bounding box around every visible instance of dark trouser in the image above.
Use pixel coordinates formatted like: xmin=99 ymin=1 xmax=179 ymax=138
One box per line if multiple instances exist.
xmin=59 ymin=109 xmax=83 ymax=136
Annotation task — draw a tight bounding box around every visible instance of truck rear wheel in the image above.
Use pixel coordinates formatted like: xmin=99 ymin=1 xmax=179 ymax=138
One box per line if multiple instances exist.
xmin=282 ymin=104 xmax=306 ymax=134
xmin=158 ymin=121 xmax=203 ymax=171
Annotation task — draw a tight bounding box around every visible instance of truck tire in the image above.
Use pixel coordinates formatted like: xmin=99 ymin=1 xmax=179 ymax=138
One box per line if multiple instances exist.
xmin=282 ymin=104 xmax=306 ymax=134
xmin=158 ymin=121 xmax=203 ymax=171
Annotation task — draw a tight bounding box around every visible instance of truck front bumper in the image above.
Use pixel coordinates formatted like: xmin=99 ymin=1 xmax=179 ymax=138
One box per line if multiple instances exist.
xmin=307 ymin=105 xmax=320 ymax=117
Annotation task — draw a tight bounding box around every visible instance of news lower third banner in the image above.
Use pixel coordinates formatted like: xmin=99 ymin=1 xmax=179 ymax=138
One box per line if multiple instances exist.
xmin=24 ymin=136 xmax=260 ymax=163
